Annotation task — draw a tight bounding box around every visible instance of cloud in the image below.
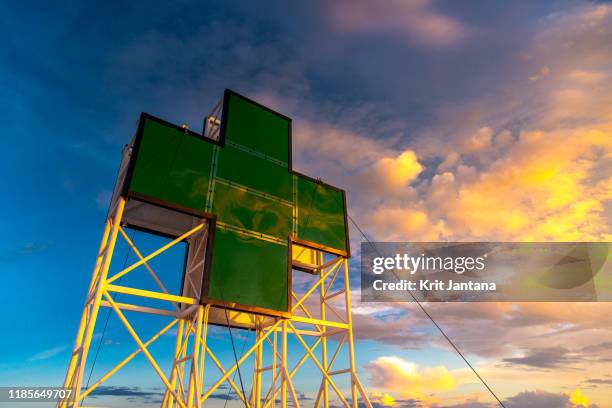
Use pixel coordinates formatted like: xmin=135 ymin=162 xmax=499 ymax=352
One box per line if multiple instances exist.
xmin=567 ymin=70 xmax=607 ymax=84
xmin=0 ymin=242 xmax=50 ymax=262
xmin=87 ymin=386 xmax=163 ymax=404
xmin=461 ymin=127 xmax=493 ymax=153
xmin=367 ymin=150 xmax=423 ymax=192
xmin=585 ymin=378 xmax=612 ymax=386
xmin=569 ymin=389 xmax=589 ymax=407
xmin=344 ymin=294 xmax=431 ymax=347
xmin=327 ymin=0 xmax=469 ymax=47
xmin=502 ymin=389 xmax=596 ymax=408
xmin=28 ymin=345 xmax=67 ymax=361
xmin=581 ymin=341 xmax=612 ymax=354
xmin=331 ymin=2 xmax=612 ymax=242
xmin=426 ymin=128 xmax=611 ymax=240
xmin=292 ymin=119 xmax=397 ymax=182
xmin=436 ymin=400 xmax=493 ymax=408
xmin=96 ymin=189 xmax=112 ymax=210
xmin=341 ymin=298 xmax=612 ymax=405
xmin=366 ymin=356 xmax=456 ymax=399
xmin=209 ymin=392 xmax=240 ymax=401
xmin=369 ymin=391 xmax=396 ymax=407
xmin=88 ymin=386 xmax=161 ymax=398
xmin=503 ymin=347 xmax=577 ymax=369
xmin=365 ymin=206 xmax=446 ymax=241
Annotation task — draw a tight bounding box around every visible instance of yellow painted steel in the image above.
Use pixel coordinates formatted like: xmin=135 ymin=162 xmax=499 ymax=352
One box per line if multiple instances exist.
xmin=204 ymin=345 xmax=250 ymax=406
xmin=187 ymin=306 xmax=204 ymax=408
xmin=255 ymin=318 xmax=263 ymax=408
xmin=288 ymin=321 xmax=350 ymax=408
xmin=271 ymin=330 xmax=277 ymax=408
xmin=292 ymin=259 xmax=342 ymax=312
xmin=292 ymin=243 xmax=323 ymax=270
xmin=319 ymin=251 xmax=329 ymax=408
xmin=106 ymin=284 xmax=197 ymax=305
xmin=291 ymin=315 xmax=349 ymax=329
xmin=200 ymin=320 xmax=282 ymax=403
xmin=199 ymin=306 xmax=210 ymax=402
xmin=80 ymin=319 xmax=178 ymax=400
xmin=60 ymin=218 xmax=112 ymax=402
xmin=106 ymin=222 xmax=204 ymax=284
xmin=119 ymin=226 xmax=172 ymax=296
xmin=104 ymin=290 xmax=187 ymax=408
xmin=262 ymin=337 xmax=323 ymax=408
xmin=59 ymin=197 xmax=371 ymax=408
xmin=164 ymin=319 xmax=184 ymax=408
xmin=281 ymin=320 xmax=287 ymax=408
xmin=71 ymin=198 xmax=125 ymax=407
xmin=343 ymin=259 xmax=360 ymax=408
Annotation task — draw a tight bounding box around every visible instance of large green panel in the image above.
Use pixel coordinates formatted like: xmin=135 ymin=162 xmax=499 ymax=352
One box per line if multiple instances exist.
xmin=208 ymin=228 xmax=288 ymax=312
xmin=212 ymin=182 xmax=292 ymax=239
xmin=224 ymin=92 xmax=290 ymax=163
xmin=129 ymin=119 xmax=214 ymax=212
xmin=297 ymin=176 xmax=348 ymax=253
xmin=216 ymin=145 xmax=292 ymax=201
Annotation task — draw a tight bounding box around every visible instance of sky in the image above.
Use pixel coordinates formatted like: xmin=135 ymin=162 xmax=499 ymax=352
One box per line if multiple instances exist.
xmin=0 ymin=0 xmax=611 ymax=407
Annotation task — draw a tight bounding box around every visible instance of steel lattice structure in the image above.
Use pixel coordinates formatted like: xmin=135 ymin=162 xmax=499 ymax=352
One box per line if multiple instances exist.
xmin=59 ymin=90 xmax=372 ymax=408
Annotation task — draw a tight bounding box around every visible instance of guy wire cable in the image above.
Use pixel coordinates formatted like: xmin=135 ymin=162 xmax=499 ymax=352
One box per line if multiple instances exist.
xmin=347 ymin=214 xmax=506 ymax=408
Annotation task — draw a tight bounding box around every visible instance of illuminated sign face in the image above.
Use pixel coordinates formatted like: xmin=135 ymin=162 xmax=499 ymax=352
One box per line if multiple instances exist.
xmin=121 ymin=90 xmax=349 ymax=317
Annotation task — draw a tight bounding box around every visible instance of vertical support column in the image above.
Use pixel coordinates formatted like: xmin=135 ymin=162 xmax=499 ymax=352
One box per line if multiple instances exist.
xmin=254 ymin=318 xmax=263 ymax=408
xmin=65 ymin=198 xmax=126 ymax=408
xmin=178 ymin=321 xmax=191 ymax=406
xmin=281 ymin=320 xmax=288 ymax=408
xmin=188 ymin=306 xmax=204 ymax=408
xmin=164 ymin=319 xmax=186 ymax=408
xmin=271 ymin=330 xmax=277 ymax=408
xmin=199 ymin=305 xmax=210 ymax=402
xmin=342 ymin=258 xmax=359 ymax=408
xmin=319 ymin=252 xmax=329 ymax=408
xmin=60 ymin=218 xmax=112 ymax=400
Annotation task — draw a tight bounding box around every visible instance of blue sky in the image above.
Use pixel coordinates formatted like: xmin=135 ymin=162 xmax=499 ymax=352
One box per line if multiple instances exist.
xmin=1 ymin=1 xmax=612 ymax=407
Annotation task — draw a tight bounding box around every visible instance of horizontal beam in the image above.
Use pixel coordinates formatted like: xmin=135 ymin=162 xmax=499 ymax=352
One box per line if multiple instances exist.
xmin=291 ymin=315 xmax=349 ymax=329
xmin=328 ymin=368 xmax=351 ymax=376
xmin=106 ymin=284 xmax=197 ymax=305
xmin=100 ymin=300 xmax=179 ymax=317
xmin=322 ymin=327 xmax=347 ymax=337
xmin=325 ymin=289 xmax=345 ymax=301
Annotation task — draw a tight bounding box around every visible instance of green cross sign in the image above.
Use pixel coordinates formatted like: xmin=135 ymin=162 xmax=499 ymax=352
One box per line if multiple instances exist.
xmin=121 ymin=90 xmax=349 ymax=317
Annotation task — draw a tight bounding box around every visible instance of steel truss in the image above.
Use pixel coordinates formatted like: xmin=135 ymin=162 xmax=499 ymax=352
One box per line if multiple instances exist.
xmin=59 ymin=198 xmax=372 ymax=408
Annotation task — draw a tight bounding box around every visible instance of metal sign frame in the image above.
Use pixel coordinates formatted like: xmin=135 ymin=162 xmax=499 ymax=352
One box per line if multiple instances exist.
xmin=112 ymin=90 xmax=350 ymax=319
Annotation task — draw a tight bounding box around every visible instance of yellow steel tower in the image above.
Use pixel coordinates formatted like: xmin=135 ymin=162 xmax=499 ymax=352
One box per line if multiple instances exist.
xmin=59 ymin=90 xmax=372 ymax=408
